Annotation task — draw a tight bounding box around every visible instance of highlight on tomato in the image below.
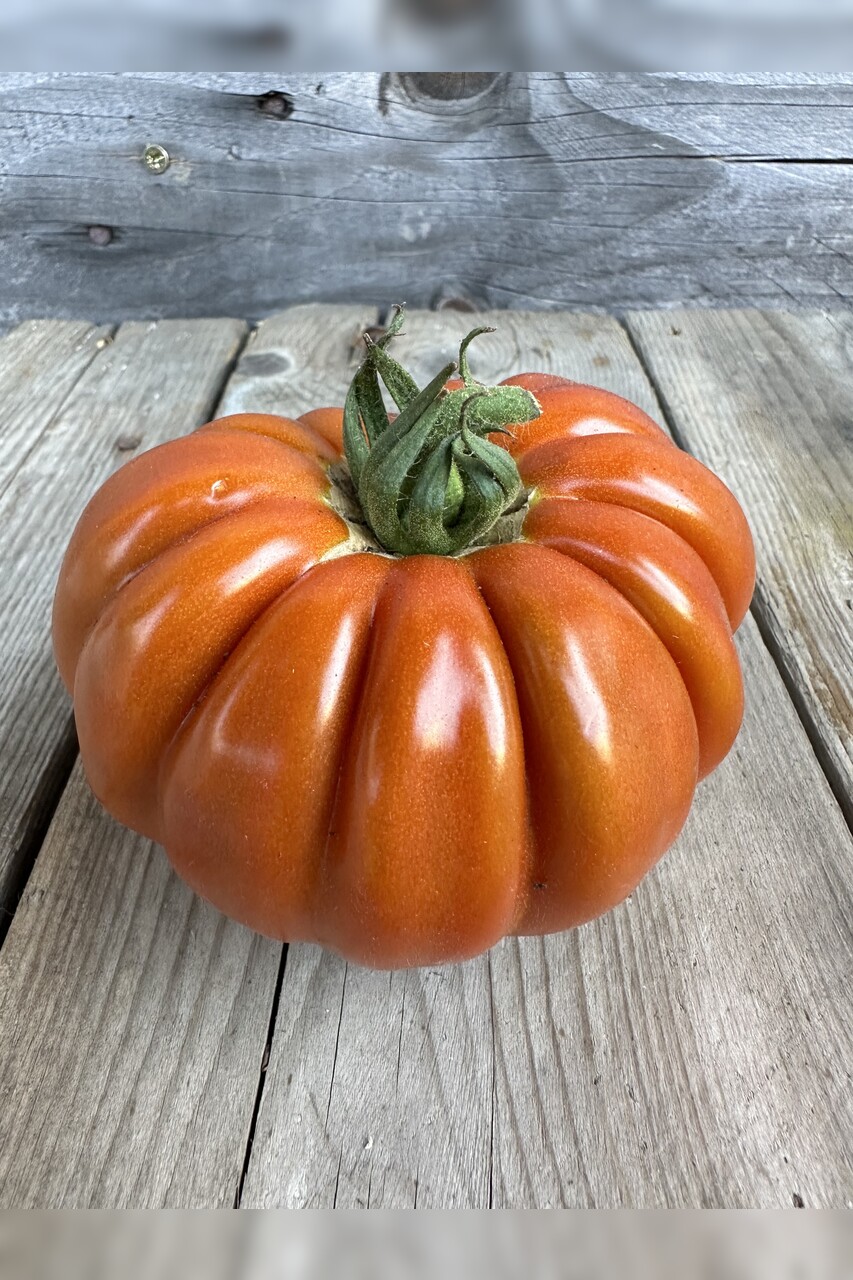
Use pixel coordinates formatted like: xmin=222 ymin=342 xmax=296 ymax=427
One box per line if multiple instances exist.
xmin=53 ymin=307 xmax=755 ymax=968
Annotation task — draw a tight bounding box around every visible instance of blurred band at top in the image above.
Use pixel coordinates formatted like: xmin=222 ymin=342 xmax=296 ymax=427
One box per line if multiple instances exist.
xmin=1 ymin=0 xmax=852 ymax=71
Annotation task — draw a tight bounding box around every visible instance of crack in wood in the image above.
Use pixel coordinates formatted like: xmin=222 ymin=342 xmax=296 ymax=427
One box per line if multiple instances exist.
xmin=235 ymin=944 xmax=288 ymax=1208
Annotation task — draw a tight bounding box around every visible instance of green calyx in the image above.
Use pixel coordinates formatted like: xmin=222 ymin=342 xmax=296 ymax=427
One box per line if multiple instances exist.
xmin=343 ymin=306 xmax=541 ymax=556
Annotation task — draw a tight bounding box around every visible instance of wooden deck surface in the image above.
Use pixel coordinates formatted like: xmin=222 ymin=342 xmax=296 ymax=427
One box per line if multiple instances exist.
xmin=0 ymin=306 xmax=850 ymax=1209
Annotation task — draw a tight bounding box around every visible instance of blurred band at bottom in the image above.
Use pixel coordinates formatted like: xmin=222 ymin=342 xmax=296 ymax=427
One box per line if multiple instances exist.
xmin=1 ymin=1210 xmax=851 ymax=1280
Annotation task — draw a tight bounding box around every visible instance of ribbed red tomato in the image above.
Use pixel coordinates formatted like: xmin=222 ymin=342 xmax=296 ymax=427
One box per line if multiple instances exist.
xmin=53 ymin=321 xmax=754 ymax=968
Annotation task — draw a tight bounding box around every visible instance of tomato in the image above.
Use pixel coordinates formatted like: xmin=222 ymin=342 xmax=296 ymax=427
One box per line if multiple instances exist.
xmin=296 ymin=407 xmax=345 ymax=455
xmin=53 ymin=317 xmax=754 ymax=968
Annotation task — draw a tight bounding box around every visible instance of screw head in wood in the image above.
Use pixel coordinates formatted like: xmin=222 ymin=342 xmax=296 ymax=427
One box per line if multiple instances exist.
xmin=143 ymin=144 xmax=170 ymax=174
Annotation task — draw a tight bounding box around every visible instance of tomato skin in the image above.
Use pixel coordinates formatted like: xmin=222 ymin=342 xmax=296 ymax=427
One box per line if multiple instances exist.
xmin=519 ymin=433 xmax=755 ymax=628
xmin=161 ymin=554 xmax=393 ymax=942
xmin=160 ymin=553 xmax=527 ymax=968
xmin=52 ymin=430 xmax=331 ymax=690
xmin=322 ymin=556 xmax=528 ymax=967
xmin=523 ymin=498 xmax=743 ymax=779
xmin=469 ymin=543 xmax=698 ymax=933
xmin=501 ymin=372 xmax=574 ymax=393
xmin=499 ymin=375 xmax=673 ymax=456
xmin=72 ymin=499 xmax=348 ymax=838
xmin=199 ymin=412 xmax=340 ymax=462
xmin=298 ymin=407 xmax=345 ymax=455
xmin=53 ymin=379 xmax=755 ymax=968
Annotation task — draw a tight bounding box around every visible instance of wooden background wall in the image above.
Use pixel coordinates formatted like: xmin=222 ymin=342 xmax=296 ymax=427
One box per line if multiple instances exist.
xmin=1 ymin=71 xmax=852 ymax=324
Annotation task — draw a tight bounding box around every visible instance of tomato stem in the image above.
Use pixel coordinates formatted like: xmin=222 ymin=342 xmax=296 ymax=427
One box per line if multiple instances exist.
xmin=343 ymin=308 xmax=540 ymax=556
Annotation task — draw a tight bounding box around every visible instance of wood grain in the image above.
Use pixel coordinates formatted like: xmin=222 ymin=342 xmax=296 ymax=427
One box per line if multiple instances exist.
xmin=0 ymin=319 xmax=112 ymax=492
xmin=241 ymin=310 xmax=853 ymax=1208
xmin=386 ymin=307 xmax=663 ymax=416
xmin=625 ymin=309 xmax=853 ymax=827
xmin=0 ymin=764 xmax=281 ymax=1208
xmin=216 ymin=303 xmax=379 ymax=419
xmin=240 ymin=947 xmax=496 ymax=1209
xmin=1 ymin=73 xmax=852 ymax=324
xmin=0 ymin=317 xmax=246 ymax=918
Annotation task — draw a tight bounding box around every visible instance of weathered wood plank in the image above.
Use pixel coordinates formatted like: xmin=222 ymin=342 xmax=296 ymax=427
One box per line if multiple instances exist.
xmin=0 ymin=317 xmax=246 ymax=919
xmin=0 ymin=305 xmax=377 ymax=1209
xmin=241 ymin=947 xmax=495 ymax=1209
xmin=242 ymin=310 xmax=853 ymax=1208
xmin=0 ymin=319 xmax=112 ymax=492
xmin=1 ymin=73 xmax=852 ymax=324
xmin=0 ymin=764 xmax=281 ymax=1208
xmin=386 ymin=307 xmax=662 ymax=417
xmin=625 ymin=309 xmax=853 ymax=826
xmin=216 ymin=303 xmax=378 ymax=420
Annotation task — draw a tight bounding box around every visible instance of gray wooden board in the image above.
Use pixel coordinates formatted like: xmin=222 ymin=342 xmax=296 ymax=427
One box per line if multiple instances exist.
xmin=384 ymin=308 xmax=663 ymax=418
xmin=625 ymin=309 xmax=853 ymax=828
xmin=241 ymin=309 xmax=853 ymax=1208
xmin=0 ymin=763 xmax=281 ymax=1208
xmin=216 ymin=303 xmax=379 ymax=420
xmin=0 ymin=317 xmax=246 ymax=917
xmin=0 ymin=318 xmax=111 ymax=924
xmin=1 ymin=73 xmax=853 ymax=325
xmin=0 ymin=305 xmax=376 ymax=1208
xmin=0 ymin=319 xmax=112 ymax=492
